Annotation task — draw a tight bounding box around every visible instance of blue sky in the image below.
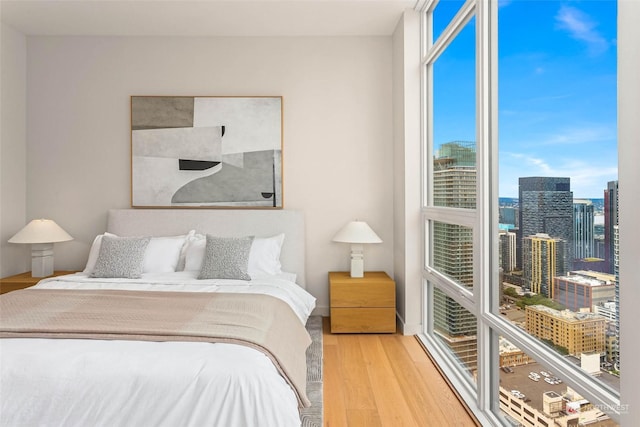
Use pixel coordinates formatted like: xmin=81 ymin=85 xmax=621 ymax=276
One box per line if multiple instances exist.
xmin=433 ymin=0 xmax=618 ymax=198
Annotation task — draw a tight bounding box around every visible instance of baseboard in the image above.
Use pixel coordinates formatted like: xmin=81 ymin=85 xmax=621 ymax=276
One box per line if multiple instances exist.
xmin=396 ymin=312 xmax=422 ymax=335
xmin=398 ymin=320 xmax=421 ymax=335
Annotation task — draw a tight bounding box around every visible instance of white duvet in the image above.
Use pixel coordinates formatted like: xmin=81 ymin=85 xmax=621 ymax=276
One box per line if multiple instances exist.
xmin=0 ymin=272 xmax=316 ymax=427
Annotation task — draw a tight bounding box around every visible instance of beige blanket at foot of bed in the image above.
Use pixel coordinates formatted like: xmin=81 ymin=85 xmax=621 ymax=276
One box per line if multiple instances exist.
xmin=0 ymin=289 xmax=311 ymax=407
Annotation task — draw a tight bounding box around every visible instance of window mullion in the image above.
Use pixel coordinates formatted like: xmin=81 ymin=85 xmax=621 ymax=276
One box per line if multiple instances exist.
xmin=423 ymin=206 xmax=476 ymax=227
xmin=475 ymin=0 xmax=498 ymax=416
xmin=422 ymin=0 xmax=475 ymax=66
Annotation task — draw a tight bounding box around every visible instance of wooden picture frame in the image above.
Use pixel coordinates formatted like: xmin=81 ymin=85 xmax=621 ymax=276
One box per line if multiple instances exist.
xmin=131 ymin=96 xmax=282 ymax=208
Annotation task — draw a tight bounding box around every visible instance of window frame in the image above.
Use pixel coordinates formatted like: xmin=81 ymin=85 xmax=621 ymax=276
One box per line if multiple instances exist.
xmin=417 ymin=0 xmax=622 ymax=424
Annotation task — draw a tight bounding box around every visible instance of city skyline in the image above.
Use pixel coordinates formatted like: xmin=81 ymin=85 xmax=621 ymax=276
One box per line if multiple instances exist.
xmin=433 ymin=0 xmax=618 ymax=199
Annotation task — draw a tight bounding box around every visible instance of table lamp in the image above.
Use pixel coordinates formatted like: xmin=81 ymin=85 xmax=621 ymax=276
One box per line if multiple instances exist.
xmin=8 ymin=219 xmax=73 ymax=277
xmin=332 ymin=220 xmax=382 ymax=278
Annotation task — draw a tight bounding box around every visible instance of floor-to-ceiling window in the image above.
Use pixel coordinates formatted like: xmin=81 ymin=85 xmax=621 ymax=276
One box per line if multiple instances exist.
xmin=418 ymin=0 xmax=621 ymax=425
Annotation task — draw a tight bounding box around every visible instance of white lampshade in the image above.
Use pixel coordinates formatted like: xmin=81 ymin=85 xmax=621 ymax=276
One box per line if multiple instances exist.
xmin=332 ymin=221 xmax=382 ymax=244
xmin=9 ymin=219 xmax=73 ymax=244
xmin=8 ymin=219 xmax=73 ymax=278
xmin=332 ymin=221 xmax=382 ymax=278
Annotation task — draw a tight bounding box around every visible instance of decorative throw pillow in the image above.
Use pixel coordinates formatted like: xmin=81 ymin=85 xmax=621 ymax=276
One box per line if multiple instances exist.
xmin=198 ymin=235 xmax=254 ymax=280
xmin=83 ymin=232 xmax=117 ymax=274
xmin=90 ymin=235 xmax=151 ymax=279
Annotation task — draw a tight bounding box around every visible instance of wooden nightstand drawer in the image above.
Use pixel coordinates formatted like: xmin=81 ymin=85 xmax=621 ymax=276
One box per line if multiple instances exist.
xmin=330 ymin=279 xmax=395 ymax=307
xmin=329 ymin=271 xmax=396 ymax=333
xmin=330 ymin=307 xmax=396 ymax=333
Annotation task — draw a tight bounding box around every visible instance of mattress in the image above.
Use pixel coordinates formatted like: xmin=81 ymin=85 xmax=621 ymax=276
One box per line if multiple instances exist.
xmin=0 ymin=272 xmax=316 ymax=427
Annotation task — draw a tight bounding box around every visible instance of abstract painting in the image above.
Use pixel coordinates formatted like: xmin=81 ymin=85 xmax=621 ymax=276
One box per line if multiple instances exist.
xmin=131 ymin=96 xmax=282 ymax=208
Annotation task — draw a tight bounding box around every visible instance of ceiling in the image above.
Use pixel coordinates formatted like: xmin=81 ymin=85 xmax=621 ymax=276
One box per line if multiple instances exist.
xmin=0 ymin=0 xmax=417 ymax=37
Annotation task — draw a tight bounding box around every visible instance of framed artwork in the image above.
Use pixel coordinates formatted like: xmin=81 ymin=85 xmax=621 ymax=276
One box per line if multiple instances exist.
xmin=131 ymin=96 xmax=282 ymax=208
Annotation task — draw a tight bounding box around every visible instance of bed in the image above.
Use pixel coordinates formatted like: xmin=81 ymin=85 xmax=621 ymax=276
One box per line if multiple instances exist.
xmin=0 ymin=209 xmax=316 ymax=427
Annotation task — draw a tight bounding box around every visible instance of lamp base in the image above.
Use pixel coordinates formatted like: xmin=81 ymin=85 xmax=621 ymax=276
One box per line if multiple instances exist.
xmin=350 ymin=244 xmax=364 ymax=278
xmin=31 ymin=243 xmax=54 ymax=278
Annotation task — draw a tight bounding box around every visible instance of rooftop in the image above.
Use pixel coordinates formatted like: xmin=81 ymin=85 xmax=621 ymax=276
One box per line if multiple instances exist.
xmin=557 ymin=274 xmax=614 ymax=287
xmin=527 ymin=305 xmax=605 ymax=322
xmin=571 ymin=270 xmax=616 ymax=283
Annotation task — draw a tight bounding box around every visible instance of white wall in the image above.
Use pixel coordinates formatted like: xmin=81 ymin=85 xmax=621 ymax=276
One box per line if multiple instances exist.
xmin=23 ymin=36 xmax=395 ymax=313
xmin=0 ymin=23 xmax=29 ymax=277
xmin=618 ymin=0 xmax=640 ymax=423
xmin=392 ymin=10 xmax=422 ymax=334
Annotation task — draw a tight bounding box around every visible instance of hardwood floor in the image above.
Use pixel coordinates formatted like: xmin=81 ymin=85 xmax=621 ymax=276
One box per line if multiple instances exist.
xmin=322 ymin=317 xmax=479 ymax=426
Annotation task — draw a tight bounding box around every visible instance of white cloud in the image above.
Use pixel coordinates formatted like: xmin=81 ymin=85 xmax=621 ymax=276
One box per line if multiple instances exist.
xmin=555 ymin=5 xmax=609 ymax=56
xmin=508 ymin=153 xmax=553 ymax=173
xmin=527 ymin=93 xmax=573 ymax=103
xmin=541 ymin=125 xmax=616 ymax=145
xmin=500 ymin=152 xmax=618 ymax=198
xmin=502 ymin=123 xmax=615 ymax=148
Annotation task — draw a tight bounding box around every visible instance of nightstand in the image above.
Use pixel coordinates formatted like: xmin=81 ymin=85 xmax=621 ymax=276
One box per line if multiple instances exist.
xmin=329 ymin=271 xmax=396 ymax=333
xmin=0 ymin=271 xmax=76 ymax=294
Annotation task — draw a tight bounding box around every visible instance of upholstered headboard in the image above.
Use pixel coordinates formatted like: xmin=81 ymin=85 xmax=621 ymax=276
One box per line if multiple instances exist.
xmin=107 ymin=209 xmax=306 ymax=287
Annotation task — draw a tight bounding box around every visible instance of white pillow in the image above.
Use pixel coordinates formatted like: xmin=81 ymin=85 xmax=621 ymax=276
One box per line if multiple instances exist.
xmin=143 ymin=234 xmax=189 ymax=273
xmin=175 ymin=230 xmax=197 ymax=271
xmin=184 ymin=237 xmax=206 ymax=272
xmin=83 ymin=232 xmax=118 ymax=274
xmin=247 ymin=233 xmax=285 ymax=277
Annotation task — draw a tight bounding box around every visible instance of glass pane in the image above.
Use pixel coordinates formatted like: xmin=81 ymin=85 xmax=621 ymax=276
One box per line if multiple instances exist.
xmin=432 ymin=17 xmax=476 ymax=209
xmin=431 ymin=220 xmax=474 ymax=291
xmin=497 ymin=340 xmax=620 ymax=425
xmin=433 ymin=286 xmax=477 ymax=381
xmin=432 ymin=0 xmax=467 ymax=42
xmin=496 ymin=0 xmax=619 ymax=392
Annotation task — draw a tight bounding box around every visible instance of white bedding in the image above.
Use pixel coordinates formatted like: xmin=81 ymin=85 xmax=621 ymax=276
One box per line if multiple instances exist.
xmin=33 ymin=272 xmax=316 ymax=324
xmin=0 ymin=273 xmax=316 ymax=427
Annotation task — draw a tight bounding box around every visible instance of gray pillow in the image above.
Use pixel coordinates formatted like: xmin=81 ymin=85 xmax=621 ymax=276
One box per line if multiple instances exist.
xmin=198 ymin=235 xmax=254 ymax=280
xmin=90 ymin=235 xmax=151 ymax=279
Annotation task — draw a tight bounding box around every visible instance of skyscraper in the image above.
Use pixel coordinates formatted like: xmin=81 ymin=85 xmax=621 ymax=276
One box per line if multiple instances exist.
xmin=499 ymin=230 xmax=517 ymax=273
xmin=604 ymin=180 xmax=619 ymax=274
xmin=522 ymin=233 xmax=568 ymax=298
xmin=432 ymin=141 xmax=477 ymax=371
xmin=433 ymin=141 xmax=476 ymax=209
xmin=518 ymin=177 xmax=573 ymax=269
xmin=614 ymin=225 xmax=620 ymax=370
xmin=573 ymin=199 xmax=595 ymax=260
xmin=499 ymin=206 xmax=518 ymax=229
xmin=604 ymin=181 xmax=620 ymax=369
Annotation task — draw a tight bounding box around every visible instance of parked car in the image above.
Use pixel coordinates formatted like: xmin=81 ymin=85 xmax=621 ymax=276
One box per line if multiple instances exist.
xmin=510 ymin=390 xmax=525 ymax=399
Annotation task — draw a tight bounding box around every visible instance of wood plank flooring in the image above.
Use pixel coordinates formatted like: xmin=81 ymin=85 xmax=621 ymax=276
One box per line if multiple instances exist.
xmin=323 ymin=317 xmax=479 ymax=426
